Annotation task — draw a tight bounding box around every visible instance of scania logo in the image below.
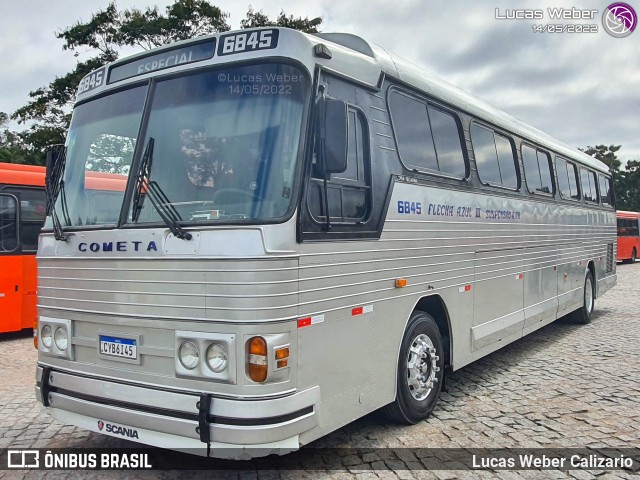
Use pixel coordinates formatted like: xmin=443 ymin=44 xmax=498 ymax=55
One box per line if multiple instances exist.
xmin=97 ymin=420 xmax=140 ymax=439
xmin=78 ymin=240 xmax=158 ymax=253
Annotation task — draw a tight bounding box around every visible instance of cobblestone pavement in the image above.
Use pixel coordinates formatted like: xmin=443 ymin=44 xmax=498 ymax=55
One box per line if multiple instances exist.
xmin=1 ymin=264 xmax=639 ymax=480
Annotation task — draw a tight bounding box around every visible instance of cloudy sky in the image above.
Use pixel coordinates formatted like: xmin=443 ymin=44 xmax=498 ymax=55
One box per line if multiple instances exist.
xmin=1 ymin=0 xmax=638 ymax=161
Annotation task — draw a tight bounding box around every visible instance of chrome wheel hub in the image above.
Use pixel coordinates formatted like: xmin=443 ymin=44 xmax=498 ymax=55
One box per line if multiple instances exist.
xmin=406 ymin=334 xmax=440 ymax=401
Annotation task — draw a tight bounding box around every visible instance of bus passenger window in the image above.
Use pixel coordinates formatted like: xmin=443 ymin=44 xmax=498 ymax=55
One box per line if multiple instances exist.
xmin=4 ymin=188 xmax=46 ymax=252
xmin=427 ymin=106 xmax=466 ymax=178
xmin=522 ymin=145 xmax=553 ymax=194
xmin=581 ymin=168 xmax=599 ymax=203
xmin=599 ymin=174 xmax=613 ymax=206
xmin=389 ymin=92 xmax=438 ymax=172
xmin=471 ymin=124 xmax=518 ymax=188
xmin=0 ymin=195 xmax=18 ymax=252
xmin=557 ymin=157 xmax=580 ymax=200
xmin=389 ymin=90 xmax=466 ymax=178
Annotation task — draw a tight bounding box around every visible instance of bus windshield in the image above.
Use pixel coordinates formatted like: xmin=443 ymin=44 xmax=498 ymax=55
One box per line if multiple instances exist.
xmin=51 ymin=62 xmax=308 ymax=229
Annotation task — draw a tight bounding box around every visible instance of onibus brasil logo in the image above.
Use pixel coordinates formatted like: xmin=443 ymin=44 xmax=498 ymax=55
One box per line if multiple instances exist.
xmin=602 ymin=3 xmax=637 ymax=37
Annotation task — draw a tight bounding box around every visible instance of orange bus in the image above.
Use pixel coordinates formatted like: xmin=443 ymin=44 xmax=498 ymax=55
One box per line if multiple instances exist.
xmin=617 ymin=210 xmax=640 ymax=263
xmin=0 ymin=163 xmax=46 ymax=333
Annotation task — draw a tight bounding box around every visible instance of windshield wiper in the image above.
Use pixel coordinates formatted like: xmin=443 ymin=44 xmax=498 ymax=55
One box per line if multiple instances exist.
xmin=132 ymin=137 xmax=192 ymax=241
xmin=46 ymin=146 xmax=71 ymax=241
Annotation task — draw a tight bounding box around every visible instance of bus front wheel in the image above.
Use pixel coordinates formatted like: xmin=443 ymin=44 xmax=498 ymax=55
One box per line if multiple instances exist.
xmin=571 ymin=271 xmax=595 ymax=325
xmin=383 ymin=310 xmax=444 ymax=424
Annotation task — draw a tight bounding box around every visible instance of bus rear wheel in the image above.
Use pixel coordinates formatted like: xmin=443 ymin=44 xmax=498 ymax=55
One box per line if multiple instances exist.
xmin=383 ymin=310 xmax=444 ymax=424
xmin=571 ymin=270 xmax=594 ymax=325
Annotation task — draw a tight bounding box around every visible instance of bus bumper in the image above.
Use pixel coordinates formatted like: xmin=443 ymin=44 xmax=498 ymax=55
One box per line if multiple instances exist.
xmin=35 ymin=365 xmax=319 ymax=459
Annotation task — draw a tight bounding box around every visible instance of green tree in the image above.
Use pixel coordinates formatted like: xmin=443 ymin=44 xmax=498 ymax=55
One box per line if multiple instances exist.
xmin=11 ymin=1 xmax=322 ymax=165
xmin=241 ymin=6 xmax=322 ymax=33
xmin=583 ymin=144 xmax=640 ymax=211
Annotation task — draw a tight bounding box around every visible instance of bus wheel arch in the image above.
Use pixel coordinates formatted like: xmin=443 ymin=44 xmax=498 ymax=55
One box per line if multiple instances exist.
xmin=383 ymin=295 xmax=451 ymax=424
xmin=412 ymin=295 xmax=452 ymax=369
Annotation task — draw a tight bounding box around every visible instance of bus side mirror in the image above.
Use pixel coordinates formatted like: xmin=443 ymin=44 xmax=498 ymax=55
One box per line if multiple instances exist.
xmin=320 ymin=97 xmax=348 ymax=175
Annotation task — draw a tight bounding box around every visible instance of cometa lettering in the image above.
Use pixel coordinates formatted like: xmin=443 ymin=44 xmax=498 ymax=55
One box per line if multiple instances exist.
xmin=78 ymin=241 xmax=158 ymax=253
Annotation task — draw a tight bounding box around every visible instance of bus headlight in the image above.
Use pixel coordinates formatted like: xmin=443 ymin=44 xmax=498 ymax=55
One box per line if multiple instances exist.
xmin=178 ymin=341 xmax=200 ymax=370
xmin=54 ymin=327 xmax=68 ymax=351
xmin=41 ymin=325 xmax=53 ymax=349
xmin=206 ymin=343 xmax=228 ymax=373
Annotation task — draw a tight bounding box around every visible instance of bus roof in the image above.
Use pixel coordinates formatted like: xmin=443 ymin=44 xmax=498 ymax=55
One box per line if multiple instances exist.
xmin=616 ymin=210 xmax=640 ymax=219
xmin=0 ymin=162 xmax=45 ymax=187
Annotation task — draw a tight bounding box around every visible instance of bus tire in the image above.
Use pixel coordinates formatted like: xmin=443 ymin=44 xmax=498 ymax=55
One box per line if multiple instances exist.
xmin=383 ymin=310 xmax=444 ymax=424
xmin=632 ymin=248 xmax=637 ymax=263
xmin=571 ymin=270 xmax=595 ymax=324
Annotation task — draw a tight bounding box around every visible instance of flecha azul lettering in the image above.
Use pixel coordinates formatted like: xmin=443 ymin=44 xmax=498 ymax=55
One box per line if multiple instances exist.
xmin=78 ymin=241 xmax=158 ymax=252
xmin=427 ymin=204 xmax=454 ymax=216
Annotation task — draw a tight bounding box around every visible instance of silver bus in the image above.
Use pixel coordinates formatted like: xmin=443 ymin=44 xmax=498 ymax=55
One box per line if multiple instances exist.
xmin=36 ymin=27 xmax=617 ymax=458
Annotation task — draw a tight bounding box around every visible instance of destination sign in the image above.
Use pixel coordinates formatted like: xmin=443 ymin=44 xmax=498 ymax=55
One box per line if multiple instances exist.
xmin=108 ymin=39 xmax=216 ymax=84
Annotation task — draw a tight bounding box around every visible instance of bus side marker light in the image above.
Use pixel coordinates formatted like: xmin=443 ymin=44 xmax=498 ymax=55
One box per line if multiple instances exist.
xmin=395 ymin=278 xmax=407 ymax=288
xmin=516 ymin=274 xmax=524 ymax=280
xmin=458 ymin=285 xmax=472 ymax=293
xmin=352 ymin=305 xmax=373 ymax=316
xmin=298 ymin=315 xmax=324 ymax=328
xmin=248 ymin=337 xmax=268 ymax=382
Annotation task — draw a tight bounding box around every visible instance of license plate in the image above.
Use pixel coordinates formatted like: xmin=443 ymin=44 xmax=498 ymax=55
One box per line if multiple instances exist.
xmin=99 ymin=335 xmax=137 ymax=359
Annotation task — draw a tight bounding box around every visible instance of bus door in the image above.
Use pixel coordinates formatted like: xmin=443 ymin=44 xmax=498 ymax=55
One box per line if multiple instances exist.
xmin=0 ymin=193 xmax=21 ymax=333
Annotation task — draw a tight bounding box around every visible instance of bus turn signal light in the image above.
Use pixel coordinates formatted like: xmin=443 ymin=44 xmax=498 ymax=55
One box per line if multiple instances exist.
xmin=275 ymin=346 xmax=289 ymax=360
xmin=248 ymin=337 xmax=268 ymax=382
xmin=275 ymin=346 xmax=290 ymax=370
xmin=395 ymin=278 xmax=407 ymax=288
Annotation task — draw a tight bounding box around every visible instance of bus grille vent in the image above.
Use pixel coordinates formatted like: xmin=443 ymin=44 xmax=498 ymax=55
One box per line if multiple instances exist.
xmin=606 ymin=243 xmax=614 ymax=273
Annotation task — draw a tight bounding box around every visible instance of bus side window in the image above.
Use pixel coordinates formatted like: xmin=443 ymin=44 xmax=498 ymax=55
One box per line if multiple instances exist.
xmin=598 ymin=174 xmax=613 ymax=207
xmin=309 ymin=106 xmax=371 ymax=223
xmin=388 ymin=90 xmax=466 ymax=179
xmin=471 ymin=123 xmax=518 ymax=189
xmin=0 ymin=194 xmax=18 ymax=253
xmin=556 ymin=157 xmax=580 ymax=200
xmin=522 ymin=144 xmax=554 ymax=195
xmin=5 ymin=187 xmax=46 ymax=252
xmin=580 ymin=168 xmax=599 ymax=203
